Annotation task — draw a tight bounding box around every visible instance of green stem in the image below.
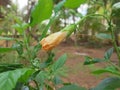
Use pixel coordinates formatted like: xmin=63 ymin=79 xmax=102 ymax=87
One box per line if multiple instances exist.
xmin=76 ymin=13 xmax=120 ymax=66
xmin=110 ymin=26 xmax=120 ymax=66
xmin=39 ymin=15 xmax=56 ymax=41
xmin=108 ymin=60 xmax=120 ymax=71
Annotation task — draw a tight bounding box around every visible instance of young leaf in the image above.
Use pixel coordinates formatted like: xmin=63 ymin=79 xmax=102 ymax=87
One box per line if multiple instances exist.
xmin=84 ymin=56 xmax=103 ymax=65
xmin=58 ymin=84 xmax=86 ymax=90
xmin=92 ymin=66 xmax=120 ymax=76
xmin=30 ymin=0 xmax=53 ymax=27
xmin=64 ymin=0 xmax=86 ymax=9
xmin=52 ymin=54 xmax=67 ymax=71
xmin=92 ymin=77 xmax=120 ymax=90
xmin=0 ymin=68 xmax=33 ymax=90
xmin=104 ymin=48 xmax=114 ymax=60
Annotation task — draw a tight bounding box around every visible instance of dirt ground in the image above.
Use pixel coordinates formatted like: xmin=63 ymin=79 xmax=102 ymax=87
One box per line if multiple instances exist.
xmin=54 ymin=43 xmax=118 ymax=89
xmin=0 ymin=40 xmax=118 ymax=89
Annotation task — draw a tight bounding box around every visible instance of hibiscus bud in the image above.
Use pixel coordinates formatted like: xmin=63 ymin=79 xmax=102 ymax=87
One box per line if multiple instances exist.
xmin=40 ymin=24 xmax=76 ymax=51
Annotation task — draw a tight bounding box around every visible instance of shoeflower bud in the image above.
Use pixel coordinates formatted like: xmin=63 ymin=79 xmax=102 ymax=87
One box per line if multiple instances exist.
xmin=40 ymin=24 xmax=76 ymax=51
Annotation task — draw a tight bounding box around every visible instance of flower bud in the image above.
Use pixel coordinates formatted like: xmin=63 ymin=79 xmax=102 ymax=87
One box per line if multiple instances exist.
xmin=40 ymin=24 xmax=76 ymax=51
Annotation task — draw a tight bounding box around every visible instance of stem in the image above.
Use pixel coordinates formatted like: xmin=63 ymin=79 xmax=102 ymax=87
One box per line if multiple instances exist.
xmin=39 ymin=15 xmax=56 ymax=41
xmin=110 ymin=26 xmax=120 ymax=66
xmin=76 ymin=13 xmax=120 ymax=66
xmin=108 ymin=60 xmax=120 ymax=71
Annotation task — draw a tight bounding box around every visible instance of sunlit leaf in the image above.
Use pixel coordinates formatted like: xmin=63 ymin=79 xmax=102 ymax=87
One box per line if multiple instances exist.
xmin=30 ymin=0 xmax=53 ymax=27
xmin=0 ymin=47 xmax=15 ymax=53
xmin=64 ymin=0 xmax=86 ymax=9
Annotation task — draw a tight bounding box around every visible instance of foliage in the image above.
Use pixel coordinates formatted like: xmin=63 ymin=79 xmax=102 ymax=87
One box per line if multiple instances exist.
xmin=0 ymin=0 xmax=86 ymax=90
xmin=0 ymin=0 xmax=120 ymax=90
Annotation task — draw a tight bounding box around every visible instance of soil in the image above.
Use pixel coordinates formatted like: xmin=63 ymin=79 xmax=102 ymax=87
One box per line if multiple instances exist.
xmin=0 ymin=40 xmax=118 ymax=89
xmin=54 ymin=43 xmax=118 ymax=89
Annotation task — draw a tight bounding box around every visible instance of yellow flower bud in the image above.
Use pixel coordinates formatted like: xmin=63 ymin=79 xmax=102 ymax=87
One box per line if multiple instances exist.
xmin=40 ymin=31 xmax=67 ymax=51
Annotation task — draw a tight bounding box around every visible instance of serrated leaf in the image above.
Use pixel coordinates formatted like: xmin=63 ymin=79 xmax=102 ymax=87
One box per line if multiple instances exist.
xmin=64 ymin=0 xmax=86 ymax=9
xmin=30 ymin=0 xmax=53 ymax=27
xmin=52 ymin=54 xmax=67 ymax=71
xmin=58 ymin=84 xmax=86 ymax=90
xmin=95 ymin=33 xmax=112 ymax=39
xmin=92 ymin=77 xmax=120 ymax=90
xmin=104 ymin=48 xmax=114 ymax=60
xmin=0 ymin=68 xmax=33 ymax=90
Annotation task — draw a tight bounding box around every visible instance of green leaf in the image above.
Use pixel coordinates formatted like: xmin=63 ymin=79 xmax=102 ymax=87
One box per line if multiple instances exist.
xmin=84 ymin=56 xmax=104 ymax=65
xmin=0 ymin=47 xmax=15 ymax=53
xmin=12 ymin=41 xmax=23 ymax=55
xmin=92 ymin=77 xmax=120 ymax=90
xmin=53 ymin=76 xmax=63 ymax=85
xmin=0 ymin=36 xmax=15 ymax=41
xmin=0 ymin=68 xmax=33 ymax=90
xmin=35 ymin=71 xmax=48 ymax=86
xmin=112 ymin=2 xmax=120 ymax=17
xmin=0 ymin=63 xmax=23 ymax=73
xmin=52 ymin=54 xmax=67 ymax=71
xmin=64 ymin=0 xmax=86 ymax=9
xmin=12 ymin=23 xmax=29 ymax=34
xmin=58 ymin=84 xmax=86 ymax=90
xmin=30 ymin=0 xmax=53 ymax=27
xmin=104 ymin=48 xmax=114 ymax=60
xmin=95 ymin=33 xmax=112 ymax=39
xmin=92 ymin=66 xmax=120 ymax=76
xmin=54 ymin=0 xmax=66 ymax=13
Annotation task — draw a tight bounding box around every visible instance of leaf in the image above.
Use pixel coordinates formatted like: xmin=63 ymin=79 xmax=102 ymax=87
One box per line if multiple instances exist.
xmin=84 ymin=56 xmax=104 ymax=65
xmin=104 ymin=48 xmax=114 ymax=60
xmin=0 ymin=37 xmax=15 ymax=41
xmin=58 ymin=84 xmax=86 ymax=90
xmin=112 ymin=2 xmax=120 ymax=17
xmin=64 ymin=0 xmax=86 ymax=9
xmin=35 ymin=71 xmax=48 ymax=86
xmin=12 ymin=23 xmax=29 ymax=34
xmin=92 ymin=77 xmax=120 ymax=90
xmin=0 ymin=47 xmax=15 ymax=53
xmin=54 ymin=0 xmax=66 ymax=13
xmin=0 ymin=63 xmax=23 ymax=73
xmin=92 ymin=66 xmax=120 ymax=76
xmin=95 ymin=33 xmax=112 ymax=39
xmin=52 ymin=54 xmax=67 ymax=71
xmin=12 ymin=41 xmax=23 ymax=55
xmin=53 ymin=76 xmax=63 ymax=85
xmin=30 ymin=0 xmax=53 ymax=27
xmin=0 ymin=68 xmax=33 ymax=90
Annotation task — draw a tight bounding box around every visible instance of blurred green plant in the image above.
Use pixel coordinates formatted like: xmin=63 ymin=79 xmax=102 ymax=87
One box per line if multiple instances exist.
xmin=0 ymin=0 xmax=87 ymax=90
